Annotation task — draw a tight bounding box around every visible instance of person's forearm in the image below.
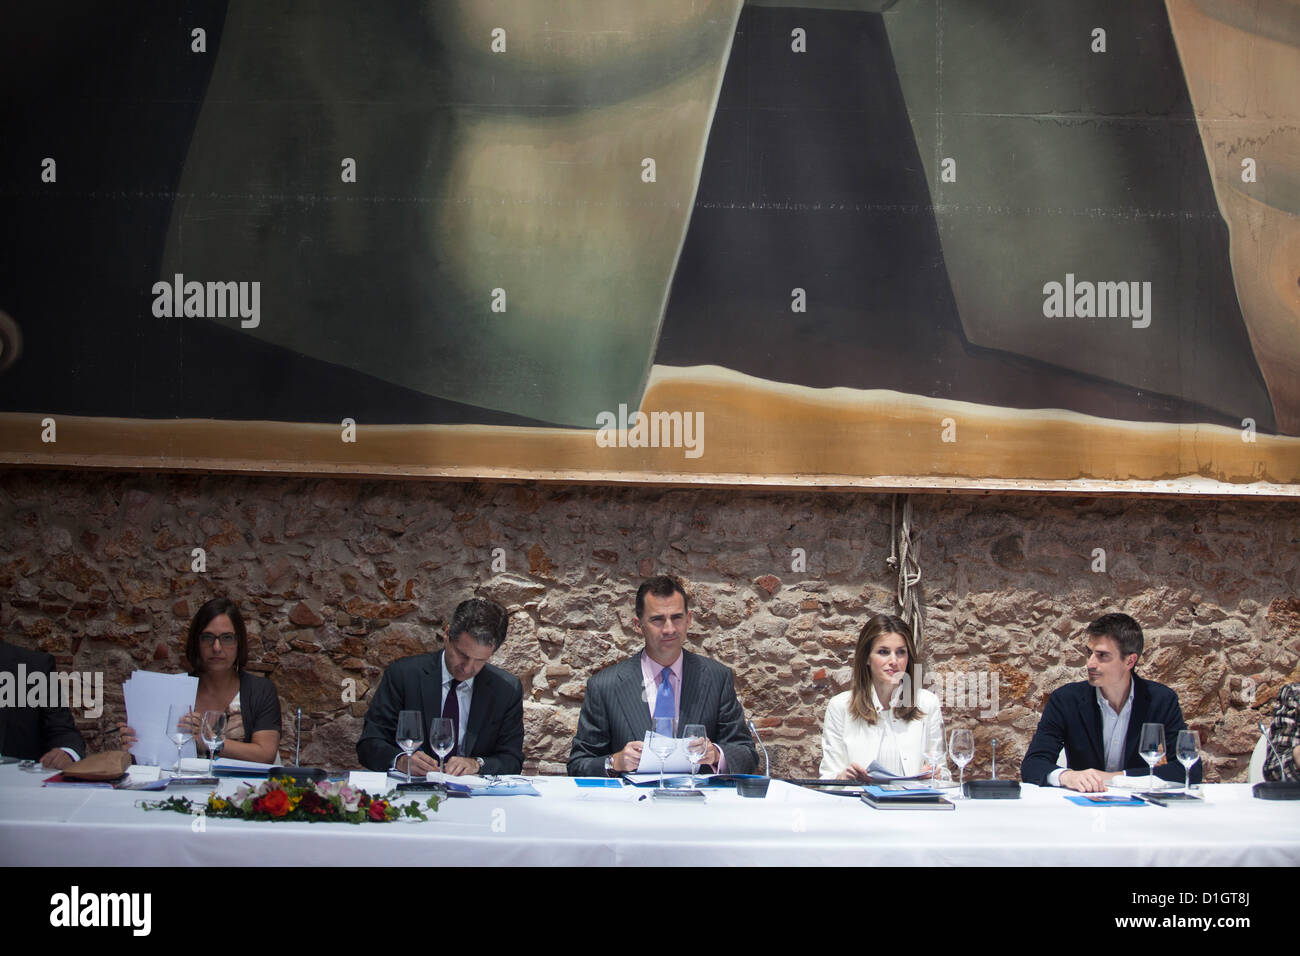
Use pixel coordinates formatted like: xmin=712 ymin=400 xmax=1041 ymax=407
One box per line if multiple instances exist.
xmin=219 ymin=738 xmax=278 ymax=763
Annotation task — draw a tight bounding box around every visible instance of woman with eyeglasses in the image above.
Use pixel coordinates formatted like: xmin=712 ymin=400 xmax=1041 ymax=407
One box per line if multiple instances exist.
xmin=117 ymin=597 xmax=282 ymax=763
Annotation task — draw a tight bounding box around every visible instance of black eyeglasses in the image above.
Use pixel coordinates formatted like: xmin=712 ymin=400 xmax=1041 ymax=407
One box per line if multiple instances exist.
xmin=199 ymin=632 xmax=238 ymax=647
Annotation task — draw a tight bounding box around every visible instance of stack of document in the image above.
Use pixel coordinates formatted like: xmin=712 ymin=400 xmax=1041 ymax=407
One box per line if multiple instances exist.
xmin=122 ymin=671 xmax=198 ymax=768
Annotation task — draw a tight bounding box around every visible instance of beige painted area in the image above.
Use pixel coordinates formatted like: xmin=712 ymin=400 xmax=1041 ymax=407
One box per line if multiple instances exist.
xmin=3 ymin=366 xmax=1297 ymax=492
xmin=1167 ymin=0 xmax=1300 ymax=433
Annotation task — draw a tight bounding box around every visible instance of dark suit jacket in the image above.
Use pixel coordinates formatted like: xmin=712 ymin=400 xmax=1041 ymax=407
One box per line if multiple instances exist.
xmin=567 ymin=649 xmax=757 ymax=776
xmin=356 ymin=651 xmax=524 ymax=774
xmin=0 ymin=641 xmax=86 ymax=760
xmin=1021 ymin=673 xmax=1201 ymax=786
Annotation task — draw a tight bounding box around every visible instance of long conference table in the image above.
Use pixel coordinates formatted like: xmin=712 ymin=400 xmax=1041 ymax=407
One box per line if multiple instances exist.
xmin=2 ymin=765 xmax=1297 ymax=866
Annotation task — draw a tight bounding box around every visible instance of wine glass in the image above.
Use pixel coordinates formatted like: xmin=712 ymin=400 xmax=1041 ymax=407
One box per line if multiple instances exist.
xmin=1139 ymin=722 xmax=1165 ymax=791
xmin=395 ymin=710 xmax=424 ymax=783
xmin=683 ymin=723 xmax=708 ymax=789
xmin=429 ymin=717 xmax=456 ymax=775
xmin=949 ymin=729 xmax=975 ymax=797
xmin=165 ymin=704 xmax=189 ymax=776
xmin=924 ymin=734 xmax=948 ymax=789
xmin=1176 ymin=729 xmax=1200 ymax=796
xmin=200 ymin=711 xmax=227 ymax=776
xmin=650 ymin=717 xmax=677 ymax=789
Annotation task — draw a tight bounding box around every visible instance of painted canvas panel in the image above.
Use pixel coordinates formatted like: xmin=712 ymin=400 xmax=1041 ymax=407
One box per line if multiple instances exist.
xmin=0 ymin=0 xmax=1296 ymax=492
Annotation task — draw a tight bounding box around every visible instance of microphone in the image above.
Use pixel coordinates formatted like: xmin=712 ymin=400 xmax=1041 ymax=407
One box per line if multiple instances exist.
xmin=963 ymin=735 xmax=1020 ymax=799
xmin=746 ymin=719 xmax=771 ymax=778
xmin=270 ymin=705 xmax=327 ymax=784
xmin=733 ymin=716 xmax=771 ymax=798
xmin=1253 ymin=721 xmax=1300 ymax=800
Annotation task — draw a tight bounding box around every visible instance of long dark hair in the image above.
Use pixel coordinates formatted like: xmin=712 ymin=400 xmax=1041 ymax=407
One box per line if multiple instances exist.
xmin=184 ymin=597 xmax=248 ymax=675
xmin=848 ymin=613 xmax=923 ymax=724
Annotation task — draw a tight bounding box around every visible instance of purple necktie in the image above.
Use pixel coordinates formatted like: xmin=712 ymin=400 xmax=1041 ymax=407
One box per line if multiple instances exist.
xmin=654 ymin=667 xmax=674 ymax=720
xmin=442 ymin=679 xmax=460 ymax=759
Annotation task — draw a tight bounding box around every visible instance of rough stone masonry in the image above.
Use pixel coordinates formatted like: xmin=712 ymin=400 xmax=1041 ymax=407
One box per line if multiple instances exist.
xmin=1 ymin=470 xmax=1295 ymax=781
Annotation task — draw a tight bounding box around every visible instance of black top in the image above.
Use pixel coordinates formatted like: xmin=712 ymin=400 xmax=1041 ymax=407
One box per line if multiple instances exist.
xmin=232 ymin=671 xmax=282 ymax=742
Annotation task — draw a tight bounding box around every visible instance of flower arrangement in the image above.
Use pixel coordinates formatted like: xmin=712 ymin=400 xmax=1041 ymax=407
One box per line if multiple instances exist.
xmin=142 ymin=777 xmax=438 ymax=823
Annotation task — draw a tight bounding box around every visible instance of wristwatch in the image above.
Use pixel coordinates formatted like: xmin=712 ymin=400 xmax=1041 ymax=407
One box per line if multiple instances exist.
xmin=475 ymin=756 xmax=485 ymax=772
xmin=605 ymin=755 xmax=617 ymax=776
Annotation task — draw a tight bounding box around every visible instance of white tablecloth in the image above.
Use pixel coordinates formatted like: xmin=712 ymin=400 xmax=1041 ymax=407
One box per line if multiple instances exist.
xmin=1 ymin=766 xmax=1297 ymax=866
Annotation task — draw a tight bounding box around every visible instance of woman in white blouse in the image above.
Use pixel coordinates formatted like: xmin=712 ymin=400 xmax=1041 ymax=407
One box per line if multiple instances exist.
xmin=819 ymin=613 xmax=943 ymax=781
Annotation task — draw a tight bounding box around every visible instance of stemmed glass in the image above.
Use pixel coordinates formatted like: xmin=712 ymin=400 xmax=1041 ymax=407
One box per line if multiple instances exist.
xmin=650 ymin=717 xmax=677 ymax=789
xmin=430 ymin=718 xmax=456 ymax=775
xmin=1176 ymin=729 xmax=1200 ymax=796
xmin=200 ymin=711 xmax=227 ymax=776
xmin=165 ymin=704 xmax=189 ymax=776
xmin=924 ymin=733 xmax=948 ymax=789
xmin=396 ymin=710 xmax=424 ymax=783
xmin=1139 ymin=723 xmax=1165 ymax=791
xmin=949 ymin=729 xmax=975 ymax=797
xmin=683 ymin=724 xmax=707 ymax=789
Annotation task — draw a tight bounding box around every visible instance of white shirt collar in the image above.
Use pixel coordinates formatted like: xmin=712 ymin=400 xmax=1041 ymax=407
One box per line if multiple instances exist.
xmin=441 ymin=652 xmax=475 ymax=690
xmin=1095 ymin=675 xmax=1134 ymax=715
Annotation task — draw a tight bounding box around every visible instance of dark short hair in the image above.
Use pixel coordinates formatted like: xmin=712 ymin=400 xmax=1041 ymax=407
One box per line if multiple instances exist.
xmin=635 ymin=575 xmax=689 ymax=619
xmin=449 ymin=598 xmax=509 ymax=650
xmin=184 ymin=597 xmax=248 ymax=674
xmin=1086 ymin=613 xmax=1144 ymax=659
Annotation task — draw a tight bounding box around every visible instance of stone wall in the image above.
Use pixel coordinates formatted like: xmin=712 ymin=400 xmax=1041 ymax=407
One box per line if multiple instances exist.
xmin=1 ymin=469 xmax=1296 ymax=781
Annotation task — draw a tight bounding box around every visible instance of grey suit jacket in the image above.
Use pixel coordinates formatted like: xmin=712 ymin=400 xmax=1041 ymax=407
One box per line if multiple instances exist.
xmin=567 ymin=649 xmax=757 ymax=776
xmin=356 ymin=651 xmax=524 ymax=774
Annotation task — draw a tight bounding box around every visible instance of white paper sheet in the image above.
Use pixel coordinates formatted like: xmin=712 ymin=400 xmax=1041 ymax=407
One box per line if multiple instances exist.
xmin=123 ymin=671 xmax=198 ymax=768
xmin=635 ymin=733 xmax=701 ymax=773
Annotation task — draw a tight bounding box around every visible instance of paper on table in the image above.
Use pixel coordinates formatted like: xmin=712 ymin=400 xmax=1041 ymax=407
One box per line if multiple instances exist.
xmin=348 ymin=771 xmax=391 ymax=793
xmin=865 ymin=761 xmax=933 ymax=782
xmin=635 ymin=733 xmax=695 ymax=773
xmin=623 ymin=772 xmax=703 ymax=785
xmin=425 ymin=771 xmax=491 ymax=789
xmin=123 ymin=671 xmax=198 ymax=768
xmin=178 ymin=758 xmax=219 ymax=774
xmin=212 ymin=757 xmax=280 ymax=774
xmin=1106 ymin=773 xmax=1180 ymax=791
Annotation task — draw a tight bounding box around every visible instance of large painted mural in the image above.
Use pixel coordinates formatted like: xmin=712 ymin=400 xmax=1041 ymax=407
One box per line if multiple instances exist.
xmin=1 ymin=0 xmax=1297 ymax=493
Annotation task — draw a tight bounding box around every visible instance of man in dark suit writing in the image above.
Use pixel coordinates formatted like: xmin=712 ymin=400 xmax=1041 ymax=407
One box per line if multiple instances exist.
xmin=357 ymin=598 xmax=524 ymax=776
xmin=1021 ymin=613 xmax=1200 ymax=791
xmin=568 ymin=575 xmax=756 ymax=777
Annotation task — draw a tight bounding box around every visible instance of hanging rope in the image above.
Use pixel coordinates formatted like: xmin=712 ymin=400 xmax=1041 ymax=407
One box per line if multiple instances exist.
xmin=886 ymin=494 xmax=924 ymax=655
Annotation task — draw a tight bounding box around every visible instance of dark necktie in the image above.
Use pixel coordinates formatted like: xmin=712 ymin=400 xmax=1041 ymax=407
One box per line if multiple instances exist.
xmin=442 ymin=678 xmax=460 ymax=760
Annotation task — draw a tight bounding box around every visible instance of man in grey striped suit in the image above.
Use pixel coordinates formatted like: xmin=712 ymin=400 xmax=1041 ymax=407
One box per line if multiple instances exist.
xmin=568 ymin=576 xmax=757 ymax=777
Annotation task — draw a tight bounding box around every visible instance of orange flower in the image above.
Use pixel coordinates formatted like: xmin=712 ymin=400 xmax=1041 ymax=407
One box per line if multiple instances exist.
xmin=261 ymin=788 xmax=291 ymax=817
